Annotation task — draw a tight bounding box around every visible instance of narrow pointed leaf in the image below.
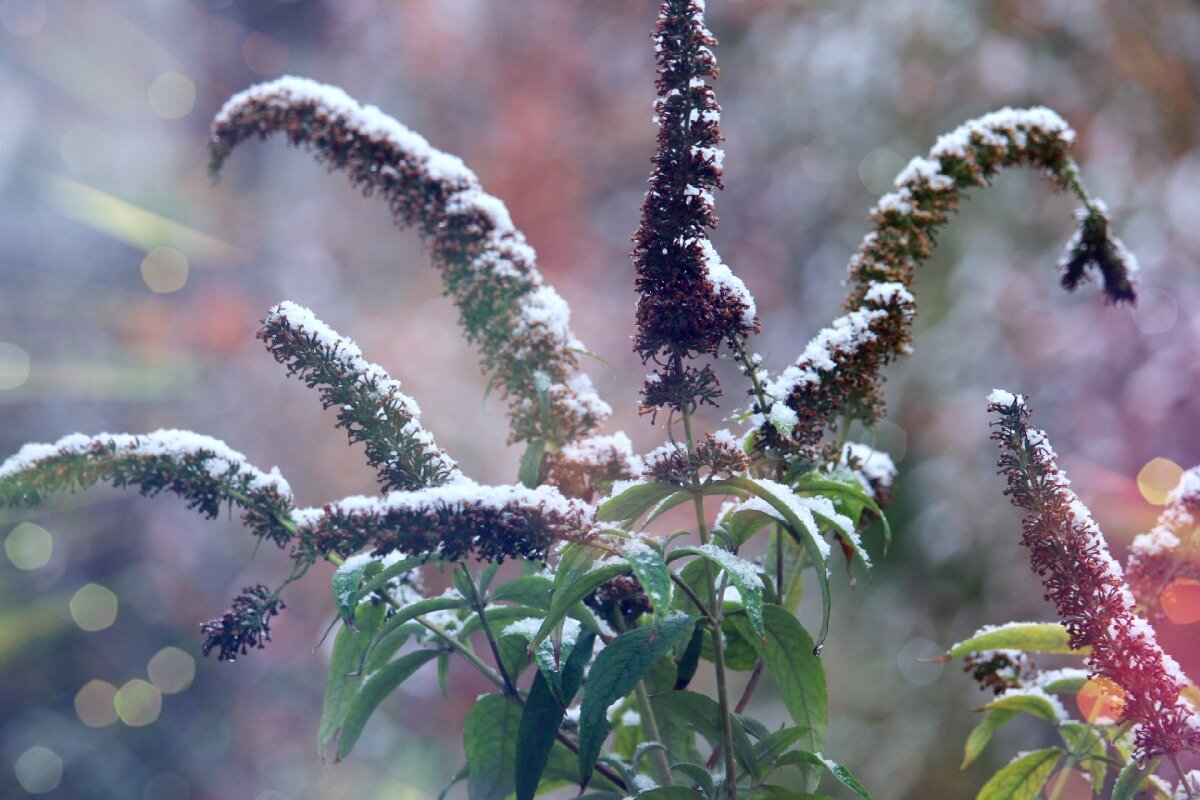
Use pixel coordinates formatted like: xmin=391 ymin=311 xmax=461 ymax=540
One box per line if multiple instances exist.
xmin=577 ymin=615 xmax=698 ymax=786
xmin=974 ymin=748 xmax=1062 ymax=800
xmin=947 ymin=623 xmax=1077 ymax=659
xmin=961 ymin=710 xmax=1016 ymax=769
xmin=670 ymin=544 xmax=765 ymax=640
xmin=597 ymin=481 xmax=675 ymax=524
xmin=337 ymin=648 xmax=440 ymax=760
xmin=623 ymin=539 xmax=672 ymax=623
xmin=317 ymin=601 xmax=385 ymax=760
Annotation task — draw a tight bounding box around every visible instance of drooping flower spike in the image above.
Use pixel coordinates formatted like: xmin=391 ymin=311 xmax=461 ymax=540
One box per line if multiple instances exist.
xmin=1127 ymin=467 xmax=1200 ymax=620
xmin=260 ymin=300 xmax=464 ymax=492
xmin=633 ymin=0 xmax=758 ymax=415
xmin=989 ymin=391 xmax=1200 ymax=760
xmin=210 ymin=77 xmax=610 ymax=447
xmin=756 ymin=109 xmax=1140 ymax=462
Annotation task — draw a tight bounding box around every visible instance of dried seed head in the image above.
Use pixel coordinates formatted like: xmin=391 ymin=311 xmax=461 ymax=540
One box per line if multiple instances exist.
xmin=200 ymin=585 xmax=285 ymax=662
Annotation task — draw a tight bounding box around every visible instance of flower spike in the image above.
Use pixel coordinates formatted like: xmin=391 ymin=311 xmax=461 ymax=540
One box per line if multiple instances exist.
xmin=260 ymin=300 xmax=463 ymax=492
xmin=989 ymin=391 xmax=1200 ymax=760
xmin=633 ymin=0 xmax=758 ymax=415
xmin=1127 ymin=467 xmax=1200 ymax=619
xmin=757 ymin=108 xmax=1139 ymax=462
xmin=209 ymin=77 xmax=610 ymax=446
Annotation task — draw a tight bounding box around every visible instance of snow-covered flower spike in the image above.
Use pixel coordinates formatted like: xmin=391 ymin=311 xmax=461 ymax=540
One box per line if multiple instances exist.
xmin=544 ymin=432 xmax=642 ymax=502
xmin=1127 ymin=466 xmax=1200 ymax=619
xmin=989 ymin=391 xmax=1200 ymax=761
xmin=0 ymin=430 xmax=297 ymax=548
xmin=633 ymin=0 xmax=759 ymax=416
xmin=757 ymin=108 xmax=1138 ymax=461
xmin=209 ymin=76 xmax=610 ymax=447
xmin=260 ymin=300 xmax=464 ymax=492
xmin=290 ymin=483 xmax=592 ymax=564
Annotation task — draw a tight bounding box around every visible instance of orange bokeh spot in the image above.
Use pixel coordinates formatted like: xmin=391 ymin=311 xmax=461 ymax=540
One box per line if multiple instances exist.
xmin=1161 ymin=578 xmax=1200 ymax=625
xmin=1077 ymin=677 xmax=1126 ymax=723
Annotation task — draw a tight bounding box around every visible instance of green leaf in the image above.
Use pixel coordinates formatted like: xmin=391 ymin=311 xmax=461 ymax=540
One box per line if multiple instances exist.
xmin=465 ymin=694 xmax=522 ymax=800
xmin=364 ymin=620 xmax=424 ymax=673
xmin=437 ymin=652 xmax=450 ymax=696
xmin=623 ymin=540 xmax=672 ymax=623
xmin=961 ymin=710 xmax=1016 ymax=769
xmin=670 ymin=762 xmax=715 ymax=798
xmin=670 ymin=545 xmax=765 ymax=641
xmin=577 ymin=615 xmax=698 ymax=786
xmin=332 ymin=558 xmax=382 ymax=628
xmin=974 ymin=748 xmax=1062 ymax=800
xmin=515 ymin=669 xmax=569 ymax=798
xmin=520 ymin=438 xmax=546 ymax=489
xmin=716 ymin=477 xmax=833 ymax=650
xmin=719 ymin=508 xmax=778 ymax=548
xmin=597 ymin=481 xmax=676 ymax=524
xmin=946 ymin=623 xmax=1078 ymax=659
xmin=1058 ymin=722 xmax=1107 ymax=793
xmin=982 ymin=692 xmax=1065 ymax=724
xmin=317 ymin=601 xmax=385 ymax=760
xmin=1040 ymin=672 xmax=1089 ymax=695
xmin=352 ymin=555 xmax=432 ymax=607
xmin=337 ymin=648 xmax=440 ymax=760
xmin=636 ymin=789 xmax=708 ymax=799
xmin=727 ymin=605 xmax=827 ymax=753
xmin=362 ymin=595 xmax=466 ymax=667
xmin=437 ymin=763 xmax=469 ymax=800
xmin=533 ymin=547 xmax=630 ymax=649
xmin=490 ymin=575 xmax=554 ymax=609
xmin=674 ymin=627 xmax=705 ymax=690
xmin=1112 ymin=757 xmax=1159 ymax=800
xmin=754 ymin=726 xmax=814 ymax=777
xmin=650 ymin=691 xmax=758 ymax=777
xmin=772 ymin=752 xmax=871 ymax=800
xmin=757 ymin=787 xmax=831 ymax=799
xmin=459 ymin=605 xmax=543 ymax=639
xmin=795 ymin=476 xmax=891 ymax=552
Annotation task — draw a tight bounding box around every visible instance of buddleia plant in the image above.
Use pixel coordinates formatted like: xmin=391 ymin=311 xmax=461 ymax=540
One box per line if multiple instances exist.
xmin=1 ymin=2 xmax=1141 ymax=798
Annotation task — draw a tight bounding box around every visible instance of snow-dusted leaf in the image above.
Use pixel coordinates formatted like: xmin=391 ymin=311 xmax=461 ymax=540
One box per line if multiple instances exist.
xmin=623 ymin=538 xmax=672 ymax=623
xmin=716 ymin=476 xmax=833 ymax=650
xmin=982 ymin=690 xmax=1066 ymax=725
xmin=362 ymin=594 xmax=466 ymax=666
xmin=353 ymin=555 xmax=432 ymax=606
xmin=773 ymin=751 xmax=871 ymax=799
xmin=946 ymin=622 xmax=1078 ymax=659
xmin=533 ymin=545 xmax=630 ymax=649
xmin=669 ymin=545 xmax=765 ymax=641
xmin=332 ymin=557 xmax=383 ymax=628
xmin=317 ymin=601 xmax=384 ymax=760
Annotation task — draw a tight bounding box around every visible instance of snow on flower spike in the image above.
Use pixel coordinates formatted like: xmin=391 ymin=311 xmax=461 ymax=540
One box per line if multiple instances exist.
xmin=260 ymin=300 xmax=464 ymax=492
xmin=290 ymin=483 xmax=592 ymax=564
xmin=1127 ymin=465 xmax=1200 ymax=620
xmin=0 ymin=430 xmax=297 ymax=548
xmin=989 ymin=391 xmax=1200 ymax=761
xmin=208 ymin=76 xmax=610 ymax=447
xmin=754 ymin=108 xmax=1139 ymax=461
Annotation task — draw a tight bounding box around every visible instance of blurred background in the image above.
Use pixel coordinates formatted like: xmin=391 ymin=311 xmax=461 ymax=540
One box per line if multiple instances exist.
xmin=1 ymin=0 xmax=1198 ymax=797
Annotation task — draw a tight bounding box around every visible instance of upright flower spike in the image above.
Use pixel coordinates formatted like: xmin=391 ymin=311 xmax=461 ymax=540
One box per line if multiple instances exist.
xmin=260 ymin=301 xmax=464 ymax=492
xmin=1127 ymin=467 xmax=1200 ymax=619
xmin=756 ymin=109 xmax=1139 ymax=462
xmin=633 ymin=0 xmax=758 ymax=415
xmin=988 ymin=391 xmax=1200 ymax=760
xmin=209 ymin=77 xmax=610 ymax=447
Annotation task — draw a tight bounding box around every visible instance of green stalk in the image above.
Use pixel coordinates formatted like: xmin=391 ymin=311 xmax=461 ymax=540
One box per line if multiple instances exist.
xmin=682 ymin=404 xmax=739 ymax=800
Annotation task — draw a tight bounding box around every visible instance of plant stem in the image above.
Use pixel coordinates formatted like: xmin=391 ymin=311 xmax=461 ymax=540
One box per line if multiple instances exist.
xmin=1171 ymin=753 xmax=1196 ymax=799
xmin=459 ymin=564 xmax=520 ymax=697
xmin=612 ymin=614 xmax=674 ymax=786
xmin=681 ymin=404 xmax=739 ymax=800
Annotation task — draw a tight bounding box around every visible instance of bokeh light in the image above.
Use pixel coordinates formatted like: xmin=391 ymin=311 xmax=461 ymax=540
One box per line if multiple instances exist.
xmin=1128 ymin=286 xmax=1180 ymax=336
xmin=59 ymin=124 xmax=112 ymax=174
xmin=0 ymin=341 xmax=31 ymax=390
xmin=5 ymin=522 xmax=52 ymax=570
xmin=896 ymin=637 xmax=944 ymax=685
xmin=0 ymin=0 xmax=45 ymax=37
xmin=69 ymin=583 xmax=118 ymax=631
xmin=147 ymin=646 xmax=195 ymax=694
xmin=74 ymin=679 xmax=118 ymax=727
xmin=13 ymin=746 xmax=62 ymax=794
xmin=1161 ymin=578 xmax=1200 ymax=625
xmin=1076 ymin=677 xmax=1125 ymax=723
xmin=147 ymin=72 xmax=195 ymax=119
xmin=1137 ymin=457 xmax=1184 ymax=506
xmin=140 ymin=246 xmax=189 ymax=293
xmin=114 ymin=679 xmax=162 ymax=727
